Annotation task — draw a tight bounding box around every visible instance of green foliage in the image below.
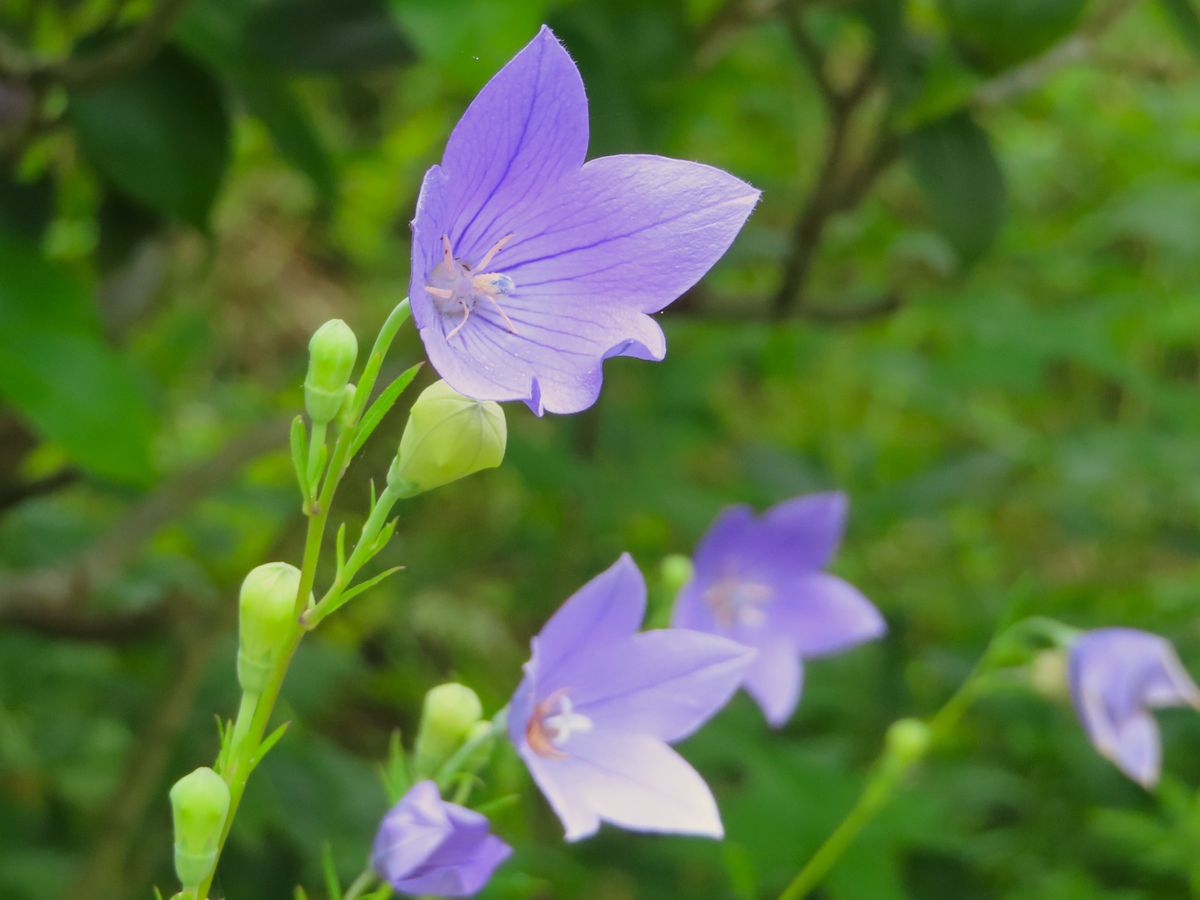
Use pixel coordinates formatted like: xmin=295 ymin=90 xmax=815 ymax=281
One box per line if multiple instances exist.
xmin=68 ymin=45 xmax=231 ymax=228
xmin=1 ymin=0 xmax=1199 ymax=898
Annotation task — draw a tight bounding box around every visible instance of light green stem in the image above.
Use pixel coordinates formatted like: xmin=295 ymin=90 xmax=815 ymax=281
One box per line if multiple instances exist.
xmin=776 ymin=647 xmax=997 ymax=900
xmin=435 ymin=709 xmax=507 ymax=792
xmin=343 ymin=868 xmax=377 ymax=900
xmin=192 ymin=300 xmax=411 ymax=899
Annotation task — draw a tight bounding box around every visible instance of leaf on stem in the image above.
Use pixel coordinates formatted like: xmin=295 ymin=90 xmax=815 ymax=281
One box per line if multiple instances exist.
xmin=380 ymin=728 xmax=411 ymax=803
xmin=322 ymin=843 xmax=343 ymax=900
xmin=309 ymin=566 xmax=404 ymax=628
xmin=290 ymin=415 xmax=311 ymax=500
xmin=335 ymin=521 xmax=348 ymax=575
xmin=294 ymin=888 xmax=310 ymax=900
xmin=250 ymin=720 xmax=292 ymax=771
xmin=349 ymin=361 xmax=424 ymax=456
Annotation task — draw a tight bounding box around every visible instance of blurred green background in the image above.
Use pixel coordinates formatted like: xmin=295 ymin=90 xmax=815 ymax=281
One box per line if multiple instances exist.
xmin=3 ymin=0 xmax=1200 ymax=897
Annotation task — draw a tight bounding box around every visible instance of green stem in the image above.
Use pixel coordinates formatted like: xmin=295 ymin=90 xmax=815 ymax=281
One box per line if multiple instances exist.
xmin=343 ymin=868 xmax=377 ymax=900
xmin=307 ymin=420 xmax=327 ymax=492
xmin=776 ymin=645 xmax=1000 ymax=900
xmin=435 ymin=710 xmax=507 ymax=792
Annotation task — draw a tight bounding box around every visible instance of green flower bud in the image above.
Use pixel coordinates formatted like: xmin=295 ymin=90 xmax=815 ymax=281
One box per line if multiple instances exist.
xmin=885 ymin=717 xmax=933 ymax=764
xmin=304 ymin=319 xmax=358 ymax=424
xmin=1029 ymin=648 xmax=1069 ymax=703
xmin=414 ymin=682 xmax=483 ymax=776
xmin=238 ymin=562 xmax=306 ymax=694
xmin=659 ymin=554 xmax=695 ymax=597
xmin=336 ymin=383 xmax=358 ymax=430
xmin=387 ymin=380 xmax=506 ymax=498
xmin=170 ymin=766 xmax=230 ymax=889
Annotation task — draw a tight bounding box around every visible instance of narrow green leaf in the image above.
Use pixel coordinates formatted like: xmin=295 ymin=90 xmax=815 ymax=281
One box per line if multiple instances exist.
xmin=322 ymin=844 xmax=342 ymax=900
xmin=350 ymin=362 xmax=424 ymax=456
xmin=335 ymin=522 xmax=347 ymax=574
xmin=290 ymin=415 xmax=310 ymax=499
xmin=250 ymin=720 xmax=291 ymax=770
xmin=906 ymin=112 xmax=1005 ymax=263
xmin=69 ymin=45 xmax=231 ymax=228
xmin=293 ymin=887 xmax=310 ymax=900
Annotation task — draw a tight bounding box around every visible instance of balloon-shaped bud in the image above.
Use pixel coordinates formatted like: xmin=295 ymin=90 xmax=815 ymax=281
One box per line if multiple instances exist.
xmin=885 ymin=717 xmax=932 ymax=764
xmin=170 ymin=766 xmax=230 ymax=889
xmin=238 ymin=562 xmax=306 ymax=694
xmin=414 ymin=682 xmax=483 ymax=776
xmin=387 ymin=380 xmax=506 ymax=498
xmin=659 ymin=554 xmax=695 ymax=598
xmin=305 ymin=319 xmax=358 ymax=424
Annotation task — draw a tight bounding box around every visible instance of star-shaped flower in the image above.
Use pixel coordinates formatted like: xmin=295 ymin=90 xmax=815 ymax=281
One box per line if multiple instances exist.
xmin=508 ymin=554 xmax=754 ymax=840
xmin=672 ymin=493 xmax=886 ymax=727
xmin=409 ymin=26 xmax=760 ymax=415
xmin=370 ymin=780 xmax=511 ymax=897
xmin=1068 ymin=627 xmax=1200 ymax=787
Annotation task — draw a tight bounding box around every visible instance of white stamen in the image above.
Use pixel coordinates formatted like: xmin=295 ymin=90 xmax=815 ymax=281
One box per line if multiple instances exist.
xmin=543 ymin=695 xmax=593 ymax=747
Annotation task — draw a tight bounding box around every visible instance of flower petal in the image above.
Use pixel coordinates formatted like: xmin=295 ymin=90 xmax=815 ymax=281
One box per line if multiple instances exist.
xmin=774 ymin=572 xmax=886 ymax=658
xmin=556 ymin=629 xmax=755 ymax=742
xmin=370 ymin=780 xmax=451 ymax=882
xmin=1106 ymin=712 xmax=1162 ymax=788
xmin=497 ymin=155 xmax=760 ymax=315
xmin=688 ymin=504 xmax=756 ymax=584
xmin=395 ymin=822 xmax=512 ymax=897
xmin=529 ymin=554 xmax=646 ymax=687
xmin=441 ymin=26 xmax=588 ymax=264
xmin=742 ymin=636 xmax=803 ymax=728
xmin=752 ymin=492 xmax=848 ymax=577
xmin=524 ymin=731 xmax=723 ymax=841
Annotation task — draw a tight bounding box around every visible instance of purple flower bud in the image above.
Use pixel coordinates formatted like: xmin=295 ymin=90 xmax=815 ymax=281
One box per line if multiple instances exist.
xmin=1068 ymin=628 xmax=1200 ymax=787
xmin=409 ymin=26 xmax=760 ymax=415
xmin=672 ymin=492 xmax=886 ymax=727
xmin=508 ymin=555 xmax=754 ymax=841
xmin=370 ymin=780 xmax=511 ymax=897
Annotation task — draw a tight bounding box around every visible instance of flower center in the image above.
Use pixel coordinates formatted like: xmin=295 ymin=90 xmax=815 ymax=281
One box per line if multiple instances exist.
xmin=705 ymin=578 xmax=773 ymax=630
xmin=525 ymin=690 xmax=592 ymax=758
xmin=426 ymin=233 xmax=518 ymax=341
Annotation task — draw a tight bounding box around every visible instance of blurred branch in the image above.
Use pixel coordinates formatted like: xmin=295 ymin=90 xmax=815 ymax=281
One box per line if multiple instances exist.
xmin=972 ymin=0 xmax=1144 ymax=109
xmin=0 ymin=0 xmax=193 ymax=89
xmin=0 ymin=598 xmax=179 ymax=642
xmin=0 ymin=467 xmax=80 ymax=512
xmin=0 ymin=416 xmax=290 ymax=613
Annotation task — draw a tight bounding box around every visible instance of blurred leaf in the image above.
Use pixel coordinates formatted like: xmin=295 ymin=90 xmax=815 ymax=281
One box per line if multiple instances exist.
xmin=0 ymin=236 xmax=154 ymax=484
xmin=0 ymin=174 xmax=54 ymax=242
xmin=177 ymin=0 xmax=337 ymax=201
xmin=937 ymin=0 xmax=1088 ymax=71
xmin=68 ymin=44 xmax=231 ymax=228
xmin=1158 ymin=0 xmax=1200 ymax=58
xmin=906 ymin=112 xmax=1005 ymax=263
xmin=245 ymin=0 xmax=415 ymax=73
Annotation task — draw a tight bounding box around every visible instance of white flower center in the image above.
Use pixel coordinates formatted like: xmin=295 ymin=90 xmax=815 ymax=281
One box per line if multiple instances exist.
xmin=426 ymin=233 xmax=518 ymax=341
xmin=525 ymin=690 xmax=593 ymax=758
xmin=705 ymin=578 xmax=773 ymax=630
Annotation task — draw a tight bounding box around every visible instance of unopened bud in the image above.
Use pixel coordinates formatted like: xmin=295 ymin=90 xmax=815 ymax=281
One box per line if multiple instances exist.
xmin=238 ymin=562 xmax=306 ymax=694
xmin=660 ymin=554 xmax=694 ymax=598
xmin=387 ymin=380 xmax=506 ymax=498
xmin=885 ymin=717 xmax=932 ymax=763
xmin=304 ymin=319 xmax=358 ymax=424
xmin=414 ymin=682 xmax=483 ymax=775
xmin=170 ymin=767 xmax=230 ymax=889
xmin=336 ymin=383 xmax=357 ymax=430
xmin=1030 ymin=648 xmax=1070 ymax=703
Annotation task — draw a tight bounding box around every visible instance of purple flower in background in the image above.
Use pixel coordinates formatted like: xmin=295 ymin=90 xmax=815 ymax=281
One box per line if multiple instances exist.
xmin=1068 ymin=628 xmax=1200 ymax=787
xmin=672 ymin=492 xmax=885 ymax=727
xmin=410 ymin=26 xmax=760 ymax=415
xmin=370 ymin=780 xmax=511 ymax=897
xmin=508 ymin=554 xmax=754 ymax=840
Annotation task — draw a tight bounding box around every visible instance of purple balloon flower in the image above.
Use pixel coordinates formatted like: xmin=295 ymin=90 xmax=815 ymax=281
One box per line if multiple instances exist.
xmin=409 ymin=26 xmax=760 ymax=415
xmin=370 ymin=780 xmax=511 ymax=897
xmin=1068 ymin=628 xmax=1200 ymax=787
xmin=672 ymin=492 xmax=886 ymax=727
xmin=508 ymin=554 xmax=754 ymax=840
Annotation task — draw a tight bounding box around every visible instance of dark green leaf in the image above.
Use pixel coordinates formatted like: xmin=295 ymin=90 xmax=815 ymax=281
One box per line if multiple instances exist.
xmin=0 ymin=174 xmax=54 ymax=242
xmin=1158 ymin=0 xmax=1200 ymax=58
xmin=937 ymin=0 xmax=1089 ymax=71
xmin=68 ymin=45 xmax=231 ymax=228
xmin=906 ymin=112 xmax=1006 ymax=263
xmin=0 ymin=237 xmax=154 ymax=484
xmin=245 ymin=0 xmax=415 ymax=73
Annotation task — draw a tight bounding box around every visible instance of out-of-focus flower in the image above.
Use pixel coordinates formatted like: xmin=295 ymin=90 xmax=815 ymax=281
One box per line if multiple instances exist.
xmin=672 ymin=492 xmax=885 ymax=727
xmin=508 ymin=554 xmax=754 ymax=841
xmin=409 ymin=26 xmax=760 ymax=415
xmin=1068 ymin=627 xmax=1200 ymax=787
xmin=371 ymin=780 xmax=511 ymax=897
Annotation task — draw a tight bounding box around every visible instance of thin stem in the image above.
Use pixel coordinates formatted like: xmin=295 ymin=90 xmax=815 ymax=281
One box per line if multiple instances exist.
xmin=343 ymin=868 xmax=378 ymax=900
xmin=435 ymin=710 xmax=507 ymax=792
xmin=776 ymin=637 xmax=1007 ymax=900
xmin=307 ymin=420 xmax=328 ymax=494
